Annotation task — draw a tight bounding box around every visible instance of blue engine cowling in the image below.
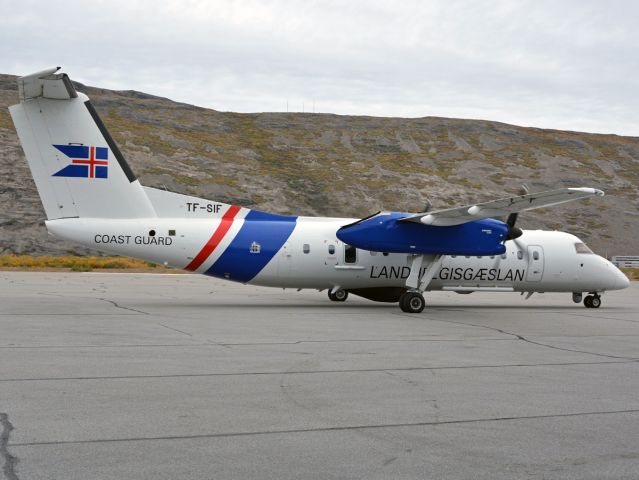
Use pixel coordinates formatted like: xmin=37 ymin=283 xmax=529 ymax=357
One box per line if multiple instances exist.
xmin=336 ymin=212 xmax=509 ymax=255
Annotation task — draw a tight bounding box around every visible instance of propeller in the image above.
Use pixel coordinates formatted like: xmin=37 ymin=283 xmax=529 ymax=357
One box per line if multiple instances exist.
xmin=505 ymin=212 xmax=523 ymax=241
xmin=503 ymin=184 xmax=528 ymax=242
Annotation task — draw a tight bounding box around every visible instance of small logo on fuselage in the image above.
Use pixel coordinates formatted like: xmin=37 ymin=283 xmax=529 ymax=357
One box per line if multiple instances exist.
xmin=250 ymin=241 xmax=261 ymax=254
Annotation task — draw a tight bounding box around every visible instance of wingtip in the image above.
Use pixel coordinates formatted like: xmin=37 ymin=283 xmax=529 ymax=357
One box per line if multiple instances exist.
xmin=568 ymin=187 xmax=605 ymax=197
xmin=587 ymin=187 xmax=605 ymax=197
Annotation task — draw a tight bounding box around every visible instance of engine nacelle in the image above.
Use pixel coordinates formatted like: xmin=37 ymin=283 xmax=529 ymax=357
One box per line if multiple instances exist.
xmin=336 ymin=212 xmax=508 ymax=255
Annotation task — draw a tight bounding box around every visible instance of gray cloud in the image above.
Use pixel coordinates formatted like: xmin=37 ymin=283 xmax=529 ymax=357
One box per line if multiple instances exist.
xmin=0 ymin=0 xmax=637 ymax=135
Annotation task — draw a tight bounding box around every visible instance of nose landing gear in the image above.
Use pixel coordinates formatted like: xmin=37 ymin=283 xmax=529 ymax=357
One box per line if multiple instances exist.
xmin=584 ymin=293 xmax=601 ymax=308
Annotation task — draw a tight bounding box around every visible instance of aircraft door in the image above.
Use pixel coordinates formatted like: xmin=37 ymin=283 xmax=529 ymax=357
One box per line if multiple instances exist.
xmin=278 ymin=241 xmax=293 ymax=277
xmin=324 ymin=240 xmax=338 ymax=266
xmin=526 ymin=245 xmax=544 ymax=282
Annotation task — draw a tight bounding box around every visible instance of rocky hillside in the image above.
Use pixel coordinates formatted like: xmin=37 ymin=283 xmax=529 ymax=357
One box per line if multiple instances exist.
xmin=1 ymin=73 xmax=638 ymax=257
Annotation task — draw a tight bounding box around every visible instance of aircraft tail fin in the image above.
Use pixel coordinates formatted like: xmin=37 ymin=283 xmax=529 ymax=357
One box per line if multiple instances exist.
xmin=9 ymin=67 xmax=156 ymax=220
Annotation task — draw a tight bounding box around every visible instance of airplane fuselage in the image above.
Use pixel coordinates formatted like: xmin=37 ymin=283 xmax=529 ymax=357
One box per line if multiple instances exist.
xmin=45 ymin=213 xmax=628 ymax=298
xmin=9 ymin=67 xmax=630 ymax=311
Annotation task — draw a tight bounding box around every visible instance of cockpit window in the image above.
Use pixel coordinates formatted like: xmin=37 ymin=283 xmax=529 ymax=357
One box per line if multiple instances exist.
xmin=575 ymin=242 xmax=593 ymax=254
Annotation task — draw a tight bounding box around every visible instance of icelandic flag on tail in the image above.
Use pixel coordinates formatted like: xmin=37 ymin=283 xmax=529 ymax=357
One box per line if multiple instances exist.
xmin=52 ymin=144 xmax=108 ymax=179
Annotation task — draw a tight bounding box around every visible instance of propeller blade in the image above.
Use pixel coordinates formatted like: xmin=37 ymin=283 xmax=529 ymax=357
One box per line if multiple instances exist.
xmin=505 ymin=212 xmax=522 ymax=240
xmin=505 ymin=225 xmax=523 ymax=241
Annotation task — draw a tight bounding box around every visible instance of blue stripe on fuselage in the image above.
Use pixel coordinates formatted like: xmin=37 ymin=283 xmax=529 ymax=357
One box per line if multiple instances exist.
xmin=205 ymin=210 xmax=297 ymax=283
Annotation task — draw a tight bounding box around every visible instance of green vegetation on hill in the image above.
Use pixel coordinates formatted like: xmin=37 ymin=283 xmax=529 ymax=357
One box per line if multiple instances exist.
xmin=0 ymin=73 xmax=638 ymax=257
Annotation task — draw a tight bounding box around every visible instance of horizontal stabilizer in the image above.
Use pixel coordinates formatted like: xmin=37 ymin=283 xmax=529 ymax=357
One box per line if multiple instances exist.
xmin=17 ymin=66 xmax=78 ymax=102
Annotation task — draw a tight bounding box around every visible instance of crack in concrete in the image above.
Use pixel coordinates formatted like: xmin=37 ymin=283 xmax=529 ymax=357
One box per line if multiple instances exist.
xmin=218 ymin=337 xmax=510 ymax=346
xmin=0 ymin=413 xmax=18 ymax=480
xmin=157 ymin=324 xmax=193 ymax=337
xmin=428 ymin=317 xmax=638 ymax=361
xmin=9 ymin=408 xmax=639 ymax=447
xmin=97 ymin=298 xmax=149 ymax=315
xmin=1 ymin=359 xmax=634 ymax=383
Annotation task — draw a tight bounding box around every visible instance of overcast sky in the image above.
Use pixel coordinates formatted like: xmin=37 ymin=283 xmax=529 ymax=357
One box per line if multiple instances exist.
xmin=1 ymin=0 xmax=637 ymax=135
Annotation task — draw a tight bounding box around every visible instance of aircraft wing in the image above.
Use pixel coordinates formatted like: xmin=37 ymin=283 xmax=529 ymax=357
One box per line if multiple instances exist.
xmin=399 ymin=187 xmax=604 ymax=226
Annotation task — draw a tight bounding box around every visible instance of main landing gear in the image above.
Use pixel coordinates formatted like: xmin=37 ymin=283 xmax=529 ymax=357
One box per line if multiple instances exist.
xmin=399 ymin=291 xmax=425 ymax=313
xmin=398 ymin=254 xmax=444 ymax=313
xmin=328 ymin=288 xmax=348 ymax=302
xmin=584 ymin=294 xmax=601 ymax=309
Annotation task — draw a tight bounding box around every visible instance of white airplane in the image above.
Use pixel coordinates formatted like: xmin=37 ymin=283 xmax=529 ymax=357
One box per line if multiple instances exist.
xmin=8 ymin=68 xmax=630 ymax=312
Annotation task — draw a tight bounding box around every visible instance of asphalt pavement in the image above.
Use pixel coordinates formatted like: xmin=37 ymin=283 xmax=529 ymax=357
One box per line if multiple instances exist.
xmin=1 ymin=272 xmax=637 ymax=479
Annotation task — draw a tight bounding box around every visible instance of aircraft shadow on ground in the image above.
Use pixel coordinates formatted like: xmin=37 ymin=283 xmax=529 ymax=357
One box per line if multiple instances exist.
xmin=132 ymin=301 xmax=603 ymax=311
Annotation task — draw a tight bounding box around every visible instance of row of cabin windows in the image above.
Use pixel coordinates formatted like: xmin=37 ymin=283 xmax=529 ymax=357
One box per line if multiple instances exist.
xmin=305 ymin=245 xmax=538 ymax=262
xmin=449 ymin=251 xmax=538 ymax=261
xmin=299 ymin=244 xmax=392 ymax=264
xmin=309 ymin=244 xmax=388 ymax=258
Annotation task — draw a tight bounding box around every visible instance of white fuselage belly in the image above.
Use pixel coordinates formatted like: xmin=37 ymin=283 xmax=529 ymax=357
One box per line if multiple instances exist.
xmin=46 ymin=216 xmax=624 ymax=294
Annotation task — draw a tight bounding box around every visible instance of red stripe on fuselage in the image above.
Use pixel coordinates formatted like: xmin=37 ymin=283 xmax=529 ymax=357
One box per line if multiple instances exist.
xmin=185 ymin=205 xmax=242 ymax=272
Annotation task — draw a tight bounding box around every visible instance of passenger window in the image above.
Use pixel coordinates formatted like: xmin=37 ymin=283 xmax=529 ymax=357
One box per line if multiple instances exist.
xmin=168 ymin=229 xmax=176 ymax=236
xmin=533 ymin=251 xmax=539 ymax=260
xmin=370 ymin=251 xmax=377 ymax=256
xmin=501 ymin=253 xmax=507 ymax=259
xmin=517 ymin=251 xmax=523 ymax=260
xmin=303 ymin=244 xmax=310 ymax=254
xmin=490 ymin=255 xmax=495 ymax=259
xmin=344 ymin=244 xmax=357 ymax=264
xmin=328 ymin=245 xmax=335 ymax=255
xmin=382 ymin=252 xmax=389 ymax=257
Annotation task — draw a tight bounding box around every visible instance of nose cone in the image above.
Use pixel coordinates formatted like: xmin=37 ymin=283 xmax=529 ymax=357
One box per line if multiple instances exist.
xmin=602 ymin=258 xmax=630 ymax=290
xmin=593 ymin=256 xmax=630 ymax=291
xmin=615 ymin=268 xmax=630 ymax=290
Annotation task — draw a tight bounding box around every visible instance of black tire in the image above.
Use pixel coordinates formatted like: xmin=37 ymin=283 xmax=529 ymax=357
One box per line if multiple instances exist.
xmin=399 ymin=291 xmax=425 ymax=313
xmin=591 ymin=296 xmax=601 ymax=308
xmin=584 ymin=296 xmax=593 ymax=308
xmin=334 ymin=289 xmax=348 ymax=302
xmin=329 ymin=289 xmax=348 ymax=302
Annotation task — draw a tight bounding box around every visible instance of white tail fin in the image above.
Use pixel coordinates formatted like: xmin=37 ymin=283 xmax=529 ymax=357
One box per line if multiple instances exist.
xmin=9 ymin=67 xmax=156 ymax=220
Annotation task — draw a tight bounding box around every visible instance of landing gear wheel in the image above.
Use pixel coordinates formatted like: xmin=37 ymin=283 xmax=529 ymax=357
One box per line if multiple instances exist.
xmin=328 ymin=289 xmax=348 ymax=302
xmin=584 ymin=295 xmax=601 ymax=308
xmin=584 ymin=296 xmax=593 ymax=308
xmin=399 ymin=291 xmax=425 ymax=313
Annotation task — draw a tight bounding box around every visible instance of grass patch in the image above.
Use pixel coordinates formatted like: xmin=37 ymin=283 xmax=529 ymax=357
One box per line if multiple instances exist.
xmin=0 ymin=108 xmax=14 ymax=130
xmin=0 ymin=255 xmax=179 ymax=272
xmin=621 ymin=268 xmax=639 ymax=281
